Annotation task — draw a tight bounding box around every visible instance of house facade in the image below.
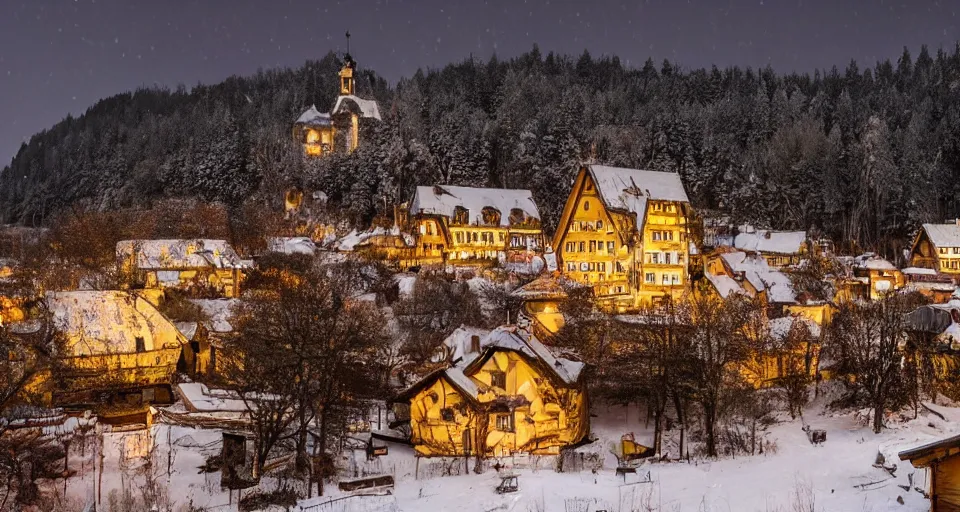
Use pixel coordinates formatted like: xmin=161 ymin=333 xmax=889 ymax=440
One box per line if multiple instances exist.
xmin=397 ymin=326 xmax=587 ymax=458
xmin=553 ymin=165 xmax=693 ymax=310
xmin=393 ymin=185 xmax=544 ymax=269
xmin=910 ymin=222 xmax=960 ymax=276
xmin=14 ymin=291 xmax=189 ymax=422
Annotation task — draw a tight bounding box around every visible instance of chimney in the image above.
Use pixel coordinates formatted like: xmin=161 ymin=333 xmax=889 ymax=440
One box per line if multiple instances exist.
xmin=470 ymin=335 xmax=481 ymax=354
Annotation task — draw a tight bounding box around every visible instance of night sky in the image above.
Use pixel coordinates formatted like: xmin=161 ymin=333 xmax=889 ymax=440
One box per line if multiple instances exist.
xmin=1 ymin=0 xmax=957 ymax=166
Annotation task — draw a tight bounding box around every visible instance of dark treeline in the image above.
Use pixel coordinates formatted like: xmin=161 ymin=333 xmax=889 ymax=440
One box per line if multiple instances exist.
xmin=5 ymin=44 xmax=960 ymax=259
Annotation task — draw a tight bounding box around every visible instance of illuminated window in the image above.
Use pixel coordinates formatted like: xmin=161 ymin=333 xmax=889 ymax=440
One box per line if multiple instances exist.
xmin=652 ymin=232 xmax=661 ymax=241
xmin=496 ymin=414 xmax=514 ymax=432
xmin=940 ymin=247 xmax=948 ymax=255
xmin=607 ymin=241 xmax=615 ymax=252
xmin=645 ymin=273 xmax=655 ymax=283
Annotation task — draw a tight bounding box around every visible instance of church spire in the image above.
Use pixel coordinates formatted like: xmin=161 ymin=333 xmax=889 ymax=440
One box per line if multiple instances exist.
xmin=339 ymin=31 xmax=355 ymax=96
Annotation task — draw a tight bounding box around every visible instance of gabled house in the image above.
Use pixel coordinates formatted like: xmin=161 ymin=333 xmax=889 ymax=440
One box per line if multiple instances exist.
xmin=733 ymin=226 xmax=808 ymax=268
xmin=399 ymin=185 xmax=544 ymax=268
xmin=850 ymin=254 xmax=905 ymax=301
xmin=910 ymin=222 xmax=960 ymax=276
xmin=31 ymin=291 xmax=189 ymax=421
xmin=553 ymin=165 xmax=693 ymax=310
xmin=117 ymin=239 xmax=249 ymax=298
xmin=396 ymin=326 xmax=588 ymax=458
xmin=899 ymin=433 xmax=960 ymax=512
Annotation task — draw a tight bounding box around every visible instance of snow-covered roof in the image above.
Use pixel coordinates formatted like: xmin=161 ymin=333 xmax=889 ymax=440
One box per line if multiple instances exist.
xmin=117 ymin=239 xmax=247 ymax=270
xmin=174 ymin=321 xmax=199 ymax=340
xmin=189 ymin=298 xmax=238 ymax=333
xmin=721 ymin=251 xmax=796 ymax=304
xmin=922 ymin=223 xmax=960 ymax=249
xmin=704 ymin=270 xmax=745 ymax=299
xmin=295 ymin=105 xmax=332 ymax=127
xmin=586 ymin=165 xmax=689 ymax=232
xmin=474 ymin=326 xmax=583 ymax=386
xmin=903 ymin=267 xmax=938 ymax=276
xmin=768 ymin=316 xmax=821 ymax=341
xmin=332 ymin=94 xmax=382 ymax=120
xmin=410 ymin=185 xmax=540 ymax=227
xmin=443 ymin=367 xmax=480 ymax=399
xmin=853 ymin=253 xmax=897 ymax=271
xmin=178 ymin=383 xmax=248 ymax=413
xmin=734 ymin=227 xmax=806 ymax=255
xmin=47 ymin=291 xmax=186 ymax=356
xmin=337 ymin=226 xmax=409 ymax=252
xmin=267 ymin=237 xmax=316 ymax=255
xmin=510 ymin=274 xmax=577 ymax=300
xmin=435 ymin=325 xmax=491 ymax=366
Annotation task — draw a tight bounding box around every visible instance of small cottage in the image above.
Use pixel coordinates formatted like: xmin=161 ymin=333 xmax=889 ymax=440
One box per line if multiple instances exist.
xmin=733 ymin=226 xmax=808 ymax=268
xmin=116 ymin=239 xmax=249 ymax=298
xmin=910 ymin=222 xmax=960 ymax=276
xmin=396 ymin=326 xmax=588 ymax=458
xmin=899 ymin=433 xmax=960 ymax=511
xmin=36 ymin=290 xmax=189 ymax=421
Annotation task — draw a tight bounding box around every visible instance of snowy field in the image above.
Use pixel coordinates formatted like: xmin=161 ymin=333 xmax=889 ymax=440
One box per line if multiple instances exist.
xmin=46 ymin=389 xmax=955 ymax=512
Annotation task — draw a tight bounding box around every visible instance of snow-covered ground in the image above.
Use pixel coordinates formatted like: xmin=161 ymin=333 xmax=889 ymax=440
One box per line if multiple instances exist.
xmin=46 ymin=389 xmax=954 ymax=511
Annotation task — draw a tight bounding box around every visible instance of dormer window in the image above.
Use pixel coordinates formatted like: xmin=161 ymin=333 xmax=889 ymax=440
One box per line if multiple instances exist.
xmin=453 ymin=206 xmax=469 ymax=225
xmin=481 ymin=207 xmax=501 ymax=226
xmin=508 ymin=208 xmax=526 ymax=225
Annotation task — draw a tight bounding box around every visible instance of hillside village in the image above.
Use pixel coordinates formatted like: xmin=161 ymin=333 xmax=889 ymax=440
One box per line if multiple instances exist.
xmin=7 ymin=53 xmax=960 ymax=512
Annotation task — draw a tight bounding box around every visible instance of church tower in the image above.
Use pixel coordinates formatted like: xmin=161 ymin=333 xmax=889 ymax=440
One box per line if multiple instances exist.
xmin=339 ymin=33 xmax=356 ymax=96
xmin=293 ymin=31 xmax=381 ymax=157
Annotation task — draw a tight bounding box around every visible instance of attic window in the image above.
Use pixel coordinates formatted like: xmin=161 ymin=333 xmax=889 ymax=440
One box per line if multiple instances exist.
xmin=453 ymin=206 xmax=469 ymax=225
xmin=135 ymin=337 xmax=146 ymax=353
xmin=490 ymin=370 xmax=506 ymax=390
xmin=481 ymin=207 xmax=501 ymax=226
xmin=508 ymin=208 xmax=526 ymax=225
xmin=583 ymin=201 xmax=590 ymax=211
xmin=441 ymin=407 xmax=455 ymax=422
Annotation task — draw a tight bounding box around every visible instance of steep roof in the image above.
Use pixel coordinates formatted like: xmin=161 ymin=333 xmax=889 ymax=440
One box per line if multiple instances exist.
xmin=768 ymin=316 xmax=821 ymax=341
xmin=734 ymin=227 xmax=807 ymax=255
xmin=396 ymin=325 xmax=584 ymax=403
xmin=189 ymin=298 xmax=238 ymax=333
xmin=509 ymin=274 xmax=578 ymax=300
xmin=117 ymin=239 xmax=247 ymax=270
xmin=704 ymin=270 xmax=746 ymax=299
xmin=267 ymin=237 xmax=317 ymax=255
xmin=410 ymin=185 xmax=540 ymax=227
xmin=586 ymin=165 xmax=689 ymax=232
xmin=47 ymin=290 xmax=186 ymax=356
xmin=295 ymin=105 xmax=332 ymax=127
xmin=332 ymin=95 xmax=382 ymax=120
xmin=721 ymin=251 xmax=796 ymax=304
xmin=922 ymin=223 xmax=960 ymax=249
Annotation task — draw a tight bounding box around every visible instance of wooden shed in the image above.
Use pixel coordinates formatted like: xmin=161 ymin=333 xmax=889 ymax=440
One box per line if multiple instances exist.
xmin=899 ymin=433 xmax=960 ymax=511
